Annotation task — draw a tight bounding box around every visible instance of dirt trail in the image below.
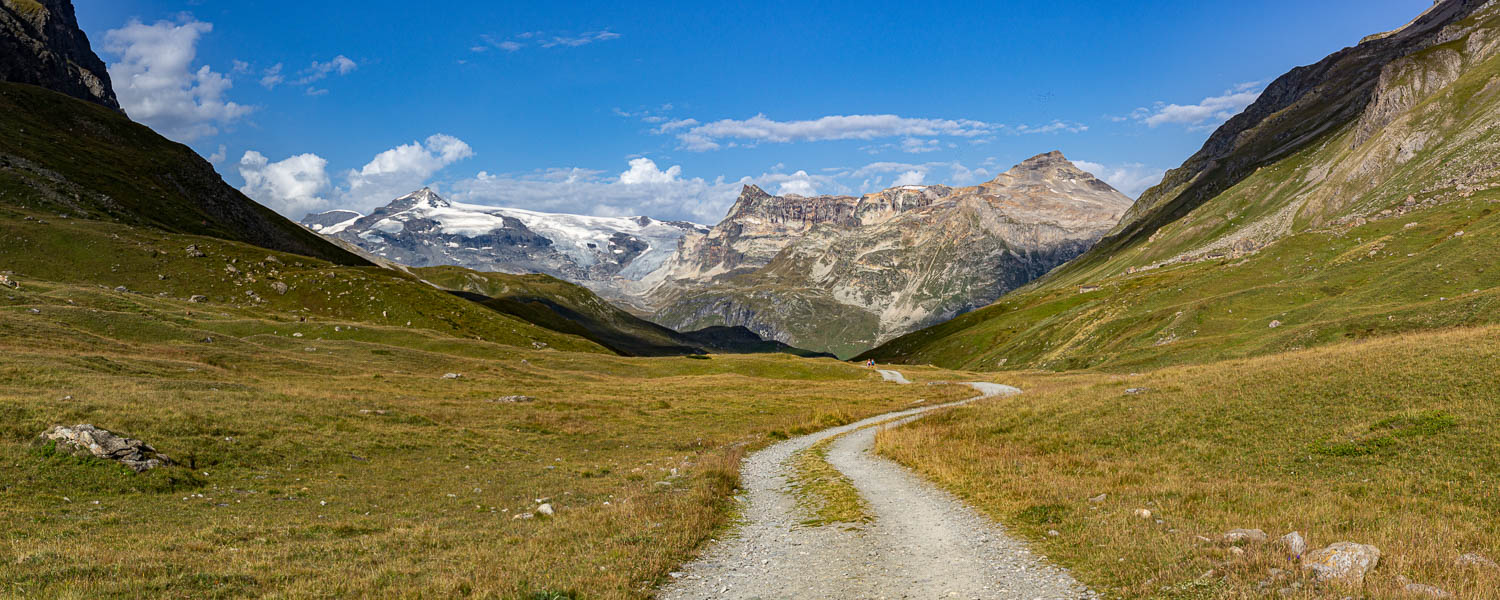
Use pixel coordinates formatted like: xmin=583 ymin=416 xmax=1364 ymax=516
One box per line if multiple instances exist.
xmin=658 ymin=375 xmax=1094 ymax=599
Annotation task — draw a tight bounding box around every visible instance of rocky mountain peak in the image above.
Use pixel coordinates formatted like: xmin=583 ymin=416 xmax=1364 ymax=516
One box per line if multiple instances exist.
xmin=390 ymin=187 xmax=451 ymax=210
xmin=0 ymin=0 xmax=121 ymax=111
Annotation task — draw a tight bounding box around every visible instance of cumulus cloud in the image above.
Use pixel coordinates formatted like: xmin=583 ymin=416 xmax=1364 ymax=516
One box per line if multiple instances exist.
xmin=103 ymin=17 xmax=253 ymax=142
xmin=671 ymin=113 xmax=996 ymax=151
xmin=619 ymin=157 xmax=682 ymax=184
xmin=893 ymin=170 xmax=926 ymax=186
xmin=238 ymin=134 xmax=475 ymax=216
xmin=1072 ymin=160 xmax=1167 ymax=198
xmin=238 ymin=151 xmax=331 ymax=216
xmin=207 ymin=144 xmax=226 ymax=163
xmin=344 ymin=134 xmax=475 ymax=209
xmin=1139 ymin=83 xmax=1262 ymax=129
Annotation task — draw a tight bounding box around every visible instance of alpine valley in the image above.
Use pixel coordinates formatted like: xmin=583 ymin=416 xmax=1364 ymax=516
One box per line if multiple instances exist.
xmin=6 ymin=1 xmax=1500 ymax=599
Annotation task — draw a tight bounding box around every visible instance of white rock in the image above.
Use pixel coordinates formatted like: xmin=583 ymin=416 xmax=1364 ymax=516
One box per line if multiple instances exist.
xmin=1280 ymin=531 xmax=1306 ymax=556
xmin=537 ymin=503 xmax=555 ymax=516
xmin=1269 ymin=320 xmax=1283 ymax=329
xmin=1133 ymin=508 xmax=1153 ymax=519
xmin=1224 ymin=528 xmax=1268 ymax=544
xmin=1302 ymin=542 xmax=1380 ymax=584
xmin=1087 ymin=493 xmax=1107 ymax=504
xmin=1403 ymin=583 xmax=1452 ymax=599
xmin=1456 ymin=552 xmax=1498 ymax=569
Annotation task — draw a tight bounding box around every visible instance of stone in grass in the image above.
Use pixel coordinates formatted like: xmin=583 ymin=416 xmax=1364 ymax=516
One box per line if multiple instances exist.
xmin=1301 ymin=542 xmax=1380 ymax=584
xmin=1403 ymin=583 xmax=1453 ymax=599
xmin=1280 ymin=531 xmax=1307 ymax=556
xmin=537 ymin=503 xmax=555 ymax=516
xmin=1133 ymin=508 xmax=1153 ymax=519
xmin=1087 ymin=493 xmax=1107 ymax=504
xmin=494 ymin=395 xmax=537 ymax=403
xmin=185 ymin=244 xmax=206 ymax=258
xmin=189 ymin=295 xmax=207 ymax=303
xmin=37 ymin=424 xmax=172 ymax=472
xmin=1456 ymin=552 xmax=1498 ymax=569
xmin=1269 ymin=320 xmax=1283 ymax=329
xmin=442 ymin=373 xmax=463 ymax=379
xmin=1224 ymin=529 xmax=1269 ymax=544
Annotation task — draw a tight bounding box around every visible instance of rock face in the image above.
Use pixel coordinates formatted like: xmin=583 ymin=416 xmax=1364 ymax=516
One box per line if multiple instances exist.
xmin=646 ymin=152 xmax=1132 ymax=356
xmin=0 ymin=0 xmax=119 ymax=111
xmin=38 ymin=424 xmax=170 ymax=472
xmin=1301 ymin=542 xmax=1381 ymax=584
xmin=303 ymin=188 xmax=708 ymax=309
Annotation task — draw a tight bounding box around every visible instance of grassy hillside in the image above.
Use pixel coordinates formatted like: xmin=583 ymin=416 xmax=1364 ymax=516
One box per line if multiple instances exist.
xmin=0 ymin=222 xmax=985 ymax=597
xmin=0 ymin=82 xmax=365 ymax=266
xmin=876 ymin=325 xmax=1500 ymax=599
xmin=863 ymin=4 xmax=1500 ymax=371
xmin=418 ymin=266 xmax=828 ymax=358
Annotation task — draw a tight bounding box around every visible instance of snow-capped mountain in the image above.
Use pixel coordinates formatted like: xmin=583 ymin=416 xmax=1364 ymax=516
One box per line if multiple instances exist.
xmin=301 ymin=188 xmax=707 ymax=306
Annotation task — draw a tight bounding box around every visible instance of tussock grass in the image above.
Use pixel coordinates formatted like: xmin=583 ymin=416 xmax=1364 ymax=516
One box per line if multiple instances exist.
xmin=876 ymin=325 xmax=1500 ymax=598
xmin=790 ymin=438 xmax=870 ymax=527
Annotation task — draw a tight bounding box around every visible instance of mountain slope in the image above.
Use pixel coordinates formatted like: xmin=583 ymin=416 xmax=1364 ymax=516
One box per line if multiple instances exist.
xmin=0 ymin=82 xmax=368 ymax=266
xmin=304 ymin=188 xmax=706 ymax=308
xmin=863 ymin=0 xmax=1500 ymax=371
xmin=0 ymin=0 xmax=118 ymax=111
xmin=648 ymin=152 xmax=1133 ymax=357
xmin=416 ymin=266 xmax=828 ymax=357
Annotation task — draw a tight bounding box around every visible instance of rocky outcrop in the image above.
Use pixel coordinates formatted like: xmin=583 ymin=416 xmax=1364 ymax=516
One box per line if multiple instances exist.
xmin=647 ymin=152 xmax=1133 ymax=356
xmin=38 ymin=424 xmax=171 ymax=472
xmin=0 ymin=0 xmax=120 ymax=111
xmin=1301 ymin=542 xmax=1381 ymax=584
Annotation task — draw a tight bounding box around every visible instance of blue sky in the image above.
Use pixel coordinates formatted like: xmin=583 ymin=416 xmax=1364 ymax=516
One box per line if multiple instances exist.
xmin=75 ymin=0 xmax=1432 ymax=223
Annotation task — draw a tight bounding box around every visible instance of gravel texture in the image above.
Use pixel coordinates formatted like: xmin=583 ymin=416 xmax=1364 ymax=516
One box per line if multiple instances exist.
xmin=659 ymin=377 xmax=1096 ymax=599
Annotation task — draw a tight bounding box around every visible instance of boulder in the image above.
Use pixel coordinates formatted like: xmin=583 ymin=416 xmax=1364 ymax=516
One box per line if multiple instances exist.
xmin=1224 ymin=528 xmax=1269 ymax=544
xmin=442 ymin=373 xmax=463 ymax=379
xmin=270 ymin=281 xmax=288 ymax=295
xmin=1280 ymin=531 xmax=1307 ymax=556
xmin=1133 ymin=508 xmax=1153 ymax=519
xmin=495 ymin=395 xmax=537 ymax=403
xmin=189 ymin=295 xmax=207 ymax=303
xmin=0 ymin=274 xmax=16 ymax=288
xmin=1302 ymin=542 xmax=1380 ymax=584
xmin=537 ymin=503 xmax=555 ymax=516
xmin=37 ymin=424 xmax=171 ymax=472
xmin=1269 ymin=320 xmax=1283 ymax=329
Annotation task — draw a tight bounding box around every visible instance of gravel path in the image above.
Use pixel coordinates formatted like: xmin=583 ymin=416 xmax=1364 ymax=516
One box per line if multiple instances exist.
xmin=658 ymin=376 xmax=1095 ymax=599
xmin=877 ymin=369 xmax=912 ymax=384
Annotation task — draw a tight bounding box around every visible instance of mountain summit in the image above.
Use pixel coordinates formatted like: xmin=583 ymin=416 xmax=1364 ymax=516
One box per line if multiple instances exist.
xmin=0 ymin=0 xmax=119 ymax=111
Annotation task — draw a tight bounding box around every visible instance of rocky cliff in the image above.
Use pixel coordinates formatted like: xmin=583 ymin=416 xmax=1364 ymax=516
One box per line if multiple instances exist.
xmin=646 ymin=152 xmax=1133 ymax=357
xmin=0 ymin=0 xmax=119 ymax=111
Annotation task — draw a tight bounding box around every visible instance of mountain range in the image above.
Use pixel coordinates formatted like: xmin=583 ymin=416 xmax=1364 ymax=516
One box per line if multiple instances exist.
xmin=306 ymin=152 xmax=1131 ymax=356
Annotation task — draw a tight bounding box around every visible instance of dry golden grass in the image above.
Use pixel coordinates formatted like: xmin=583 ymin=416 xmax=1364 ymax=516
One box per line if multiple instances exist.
xmin=0 ymin=278 xmax=980 ymax=599
xmin=790 ymin=437 xmax=871 ymax=527
xmin=877 ymin=326 xmax=1500 ymax=599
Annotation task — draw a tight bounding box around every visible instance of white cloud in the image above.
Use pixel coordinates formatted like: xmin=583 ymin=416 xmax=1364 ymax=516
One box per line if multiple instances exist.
xmin=207 ymin=144 xmax=226 ymax=163
xmin=1011 ymin=120 xmax=1089 ymax=135
xmin=475 ymin=30 xmax=620 ymax=53
xmin=103 ymin=17 xmax=254 ymax=142
xmin=619 ymin=158 xmax=682 ymax=184
xmin=259 ymin=63 xmax=284 ymax=88
xmin=893 ymin=170 xmax=926 ymax=186
xmin=296 ymin=55 xmax=357 ymax=85
xmin=1072 ymin=160 xmax=1166 ymax=198
xmin=237 ymin=151 xmax=331 ymax=216
xmin=776 ymin=172 xmax=819 ymax=196
xmin=239 ymin=134 xmax=475 ymax=216
xmin=672 ymin=113 xmax=996 ymax=151
xmin=900 ymin=138 xmax=941 ymax=153
xmin=1140 ymin=84 xmax=1262 ymax=129
xmin=344 ymin=134 xmax=475 ymax=209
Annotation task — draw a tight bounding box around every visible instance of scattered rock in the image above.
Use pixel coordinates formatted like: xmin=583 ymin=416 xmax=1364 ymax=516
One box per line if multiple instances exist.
xmin=1225 ymin=529 xmax=1269 ymax=544
xmin=37 ymin=424 xmax=171 ymax=472
xmin=358 ymin=409 xmax=388 ymax=416
xmin=441 ymin=373 xmax=463 ymax=379
xmin=1280 ymin=531 xmax=1307 ymax=556
xmin=1124 ymin=387 xmax=1150 ymax=395
xmin=291 ymin=332 xmax=303 ymax=338
xmin=113 ymin=286 xmax=128 ymax=293
xmin=1229 ymin=547 xmax=1246 ymax=558
xmin=512 ymin=512 xmax=534 ymax=520
xmin=185 ymin=245 xmax=205 ymax=258
xmin=27 ymin=308 xmax=40 ymax=314
xmin=1269 ymin=320 xmax=1283 ymax=329
xmin=531 ymin=341 xmax=549 ymax=350
xmin=1302 ymin=542 xmax=1381 ymax=584
xmin=189 ymin=295 xmax=207 ymax=303
xmin=1133 ymin=508 xmax=1153 ymax=519
xmin=0 ymin=274 xmax=16 ymax=289
xmin=1087 ymin=493 xmax=1107 ymax=504
xmin=1456 ymin=553 xmax=1497 ymax=569
xmin=270 ymin=282 xmax=288 ymax=295
xmin=264 ymin=255 xmax=281 ymax=264
xmin=495 ymin=395 xmax=537 ymax=403
xmin=1403 ymin=583 xmax=1452 ymax=599
xmin=1046 ymin=529 xmax=1060 ymax=537
xmin=537 ymin=503 xmax=555 ymax=516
